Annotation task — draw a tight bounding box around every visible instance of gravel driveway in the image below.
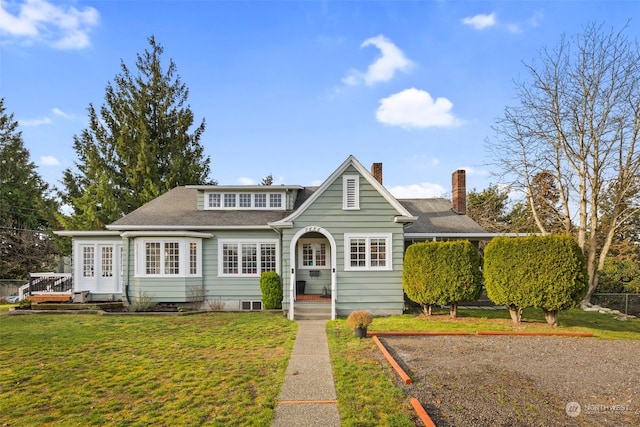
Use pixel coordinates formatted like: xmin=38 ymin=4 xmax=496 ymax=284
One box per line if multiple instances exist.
xmin=380 ymin=335 xmax=640 ymax=426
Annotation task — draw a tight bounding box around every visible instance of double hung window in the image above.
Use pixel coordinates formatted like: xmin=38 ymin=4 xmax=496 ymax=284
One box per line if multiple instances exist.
xmin=219 ymin=240 xmax=278 ymax=277
xmin=344 ymin=234 xmax=391 ymax=271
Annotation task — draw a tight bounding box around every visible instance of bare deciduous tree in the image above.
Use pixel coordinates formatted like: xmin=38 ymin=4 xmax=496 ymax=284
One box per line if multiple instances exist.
xmin=488 ymin=22 xmax=640 ymax=304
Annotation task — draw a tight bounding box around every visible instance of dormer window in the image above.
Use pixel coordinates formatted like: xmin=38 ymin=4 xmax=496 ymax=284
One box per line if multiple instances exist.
xmin=204 ymin=191 xmax=286 ymax=210
xmin=343 ymin=175 xmax=359 ymax=210
xmin=270 ymin=193 xmax=282 ymax=208
xmin=208 ymin=193 xmax=221 ymax=208
xmin=224 ymin=194 xmax=236 ymax=208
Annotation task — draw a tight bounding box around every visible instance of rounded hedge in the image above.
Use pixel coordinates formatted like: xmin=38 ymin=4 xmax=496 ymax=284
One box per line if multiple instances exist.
xmin=260 ymin=271 xmax=282 ymax=309
xmin=403 ymin=240 xmax=482 ymax=311
xmin=483 ymin=235 xmax=587 ymax=313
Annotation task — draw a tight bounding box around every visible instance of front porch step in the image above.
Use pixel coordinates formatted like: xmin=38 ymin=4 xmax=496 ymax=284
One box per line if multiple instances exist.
xmin=294 ymin=302 xmax=331 ymax=320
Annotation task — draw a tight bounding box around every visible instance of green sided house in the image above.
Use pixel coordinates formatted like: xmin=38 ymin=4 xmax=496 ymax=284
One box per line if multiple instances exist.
xmin=56 ymin=155 xmax=487 ymax=319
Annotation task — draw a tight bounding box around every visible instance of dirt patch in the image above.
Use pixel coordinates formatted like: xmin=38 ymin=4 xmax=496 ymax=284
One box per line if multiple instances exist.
xmin=379 ymin=335 xmax=640 ymax=426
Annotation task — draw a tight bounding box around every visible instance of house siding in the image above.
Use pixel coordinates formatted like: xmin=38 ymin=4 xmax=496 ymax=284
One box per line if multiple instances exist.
xmin=201 ymin=230 xmax=281 ymax=310
xmin=283 ymin=165 xmax=405 ymax=316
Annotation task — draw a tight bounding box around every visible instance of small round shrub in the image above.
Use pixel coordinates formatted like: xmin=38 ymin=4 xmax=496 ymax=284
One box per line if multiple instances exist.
xmin=346 ymin=310 xmax=373 ymax=329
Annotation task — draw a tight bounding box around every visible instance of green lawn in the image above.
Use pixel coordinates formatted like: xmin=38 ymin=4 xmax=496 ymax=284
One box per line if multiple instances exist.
xmin=0 ymin=312 xmax=297 ymax=426
xmin=2 ymin=307 xmax=638 ymax=427
xmin=364 ymin=307 xmax=640 ymax=339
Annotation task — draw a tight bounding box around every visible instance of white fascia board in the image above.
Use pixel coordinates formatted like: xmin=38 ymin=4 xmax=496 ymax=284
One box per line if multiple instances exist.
xmin=54 ymin=230 xmax=121 ymax=237
xmin=120 ymin=231 xmax=213 ymax=238
xmin=186 ymin=185 xmax=303 ymax=191
xmin=394 ymin=215 xmax=419 ymax=223
xmin=106 ymin=225 xmax=272 ymax=231
xmin=268 ymin=221 xmax=293 ymax=229
xmin=347 ymin=157 xmax=416 ymax=219
xmin=272 ymin=155 xmax=414 ymax=225
xmin=404 ymin=232 xmax=537 ymax=239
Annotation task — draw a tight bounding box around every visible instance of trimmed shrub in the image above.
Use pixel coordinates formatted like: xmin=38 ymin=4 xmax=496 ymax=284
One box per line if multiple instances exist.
xmin=260 ymin=271 xmax=282 ymax=309
xmin=484 ymin=235 xmax=588 ymax=326
xmin=403 ymin=240 xmax=482 ymax=317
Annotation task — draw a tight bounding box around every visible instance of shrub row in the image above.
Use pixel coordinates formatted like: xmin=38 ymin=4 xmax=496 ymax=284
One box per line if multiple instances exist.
xmin=403 ymin=235 xmax=588 ymax=326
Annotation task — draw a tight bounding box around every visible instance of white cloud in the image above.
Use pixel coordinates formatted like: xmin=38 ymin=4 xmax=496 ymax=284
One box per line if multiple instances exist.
xmin=376 ymin=88 xmax=461 ymax=129
xmin=461 ymin=13 xmax=496 ymax=30
xmin=0 ymin=0 xmax=99 ymax=49
xmin=52 ymin=107 xmax=73 ymax=119
xmin=19 ymin=116 xmax=52 ymax=126
xmin=237 ymin=177 xmax=256 ymax=185
xmin=461 ymin=11 xmax=543 ymax=33
xmin=389 ymin=182 xmax=447 ymax=199
xmin=39 ymin=155 xmax=59 ymax=166
xmin=342 ymin=35 xmax=413 ymax=86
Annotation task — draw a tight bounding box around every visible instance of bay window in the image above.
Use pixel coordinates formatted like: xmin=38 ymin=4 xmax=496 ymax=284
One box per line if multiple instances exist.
xmin=136 ymin=239 xmax=201 ymax=277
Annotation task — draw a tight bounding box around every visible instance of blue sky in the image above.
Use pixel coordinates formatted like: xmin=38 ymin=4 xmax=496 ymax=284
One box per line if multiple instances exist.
xmin=1 ymin=0 xmax=639 ymax=200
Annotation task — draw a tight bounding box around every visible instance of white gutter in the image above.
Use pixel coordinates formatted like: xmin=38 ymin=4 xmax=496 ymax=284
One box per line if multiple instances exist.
xmin=394 ymin=216 xmax=418 ymax=223
xmin=120 ymin=231 xmax=213 ymax=238
xmin=404 ymin=232 xmax=536 ymax=239
xmin=106 ymin=225 xmax=273 ymax=231
xmin=54 ymin=230 xmax=121 ymax=237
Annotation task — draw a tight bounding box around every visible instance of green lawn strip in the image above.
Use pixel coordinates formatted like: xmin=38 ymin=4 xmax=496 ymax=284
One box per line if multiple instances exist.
xmin=0 ymin=312 xmax=297 ymax=426
xmin=326 ymin=320 xmax=415 ymax=427
xmin=0 ymin=303 xmax=15 ymax=312
xmin=367 ymin=307 xmax=640 ymax=339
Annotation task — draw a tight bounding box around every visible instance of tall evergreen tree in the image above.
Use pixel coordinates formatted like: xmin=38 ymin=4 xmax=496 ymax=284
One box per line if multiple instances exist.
xmin=0 ymin=98 xmax=59 ymax=278
xmin=59 ymin=36 xmax=213 ymax=230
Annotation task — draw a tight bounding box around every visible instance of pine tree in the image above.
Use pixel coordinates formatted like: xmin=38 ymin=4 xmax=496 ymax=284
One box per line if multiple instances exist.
xmin=0 ymin=98 xmax=59 ymax=278
xmin=59 ymin=36 xmax=213 ymax=230
xmin=261 ymin=173 xmax=274 ymax=186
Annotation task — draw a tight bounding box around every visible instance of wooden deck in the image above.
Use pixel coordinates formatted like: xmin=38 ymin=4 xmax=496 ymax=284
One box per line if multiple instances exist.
xmin=30 ymin=294 xmax=72 ymax=303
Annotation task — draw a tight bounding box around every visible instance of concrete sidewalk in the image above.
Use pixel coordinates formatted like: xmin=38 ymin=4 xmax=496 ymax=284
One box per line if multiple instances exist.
xmin=271 ymin=320 xmax=341 ymax=427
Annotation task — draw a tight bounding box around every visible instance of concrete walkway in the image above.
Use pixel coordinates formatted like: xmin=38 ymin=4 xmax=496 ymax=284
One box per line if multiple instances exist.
xmin=271 ymin=320 xmax=341 ymax=427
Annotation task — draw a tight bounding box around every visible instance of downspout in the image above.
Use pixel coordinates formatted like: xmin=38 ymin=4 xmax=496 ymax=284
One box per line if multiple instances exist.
xmin=272 ymin=227 xmax=287 ymax=318
xmin=124 ymin=236 xmax=131 ymax=305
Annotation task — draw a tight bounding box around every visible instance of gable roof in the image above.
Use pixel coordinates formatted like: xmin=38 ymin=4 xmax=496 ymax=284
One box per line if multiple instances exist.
xmin=104 ymin=156 xmax=487 ymax=236
xmin=270 ymin=155 xmax=417 ymax=228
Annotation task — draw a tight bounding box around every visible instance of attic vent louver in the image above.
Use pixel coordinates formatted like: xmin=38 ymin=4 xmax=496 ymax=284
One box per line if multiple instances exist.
xmin=343 ymin=175 xmax=359 ymax=210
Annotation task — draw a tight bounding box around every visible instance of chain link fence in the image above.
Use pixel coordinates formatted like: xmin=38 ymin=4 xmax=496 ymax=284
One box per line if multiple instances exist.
xmin=592 ymin=293 xmax=640 ymax=317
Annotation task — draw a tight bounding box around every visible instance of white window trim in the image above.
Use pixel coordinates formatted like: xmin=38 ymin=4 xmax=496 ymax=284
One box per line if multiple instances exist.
xmin=342 ymin=175 xmax=360 ymax=210
xmin=297 ymin=238 xmax=330 ymax=270
xmin=204 ymin=191 xmax=286 ymax=210
xmin=344 ymin=233 xmax=392 ymax=271
xmin=217 ymin=239 xmax=280 ymax=277
xmin=135 ymin=238 xmax=202 ymax=278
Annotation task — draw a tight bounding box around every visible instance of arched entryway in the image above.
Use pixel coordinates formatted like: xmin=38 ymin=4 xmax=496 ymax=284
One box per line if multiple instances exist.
xmin=288 ymin=226 xmax=337 ymax=320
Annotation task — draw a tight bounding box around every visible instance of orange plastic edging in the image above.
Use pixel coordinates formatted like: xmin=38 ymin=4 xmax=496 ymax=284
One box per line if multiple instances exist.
xmin=371 ymin=335 xmax=412 ymax=384
xmin=410 ymin=398 xmax=437 ymax=427
xmin=476 ymin=330 xmax=594 ymax=337
xmin=367 ymin=331 xmax=472 ymax=336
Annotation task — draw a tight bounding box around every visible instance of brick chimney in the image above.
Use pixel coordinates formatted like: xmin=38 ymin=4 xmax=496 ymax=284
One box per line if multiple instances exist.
xmin=452 ymin=169 xmax=466 ymax=215
xmin=371 ymin=162 xmax=383 ymax=185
